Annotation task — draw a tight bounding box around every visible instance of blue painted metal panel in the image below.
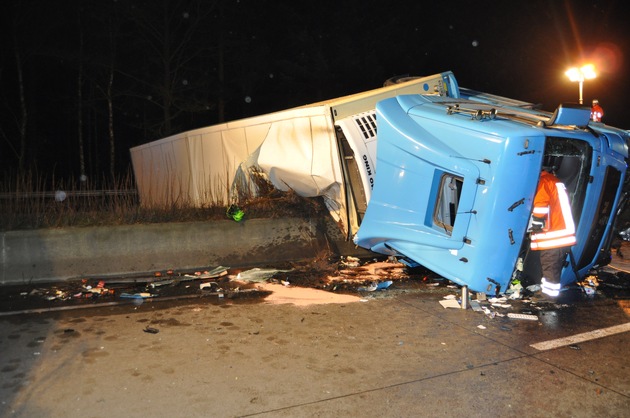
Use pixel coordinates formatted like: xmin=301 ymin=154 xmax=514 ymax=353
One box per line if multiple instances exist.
xmin=353 ymin=76 xmax=629 ymax=295
xmin=560 ymin=132 xmax=627 ymax=286
xmin=355 ymin=94 xmax=546 ymax=293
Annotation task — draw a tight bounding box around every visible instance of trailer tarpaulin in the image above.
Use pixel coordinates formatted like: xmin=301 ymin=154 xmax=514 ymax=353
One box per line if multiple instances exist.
xmin=129 ymin=104 xmax=348 ymax=228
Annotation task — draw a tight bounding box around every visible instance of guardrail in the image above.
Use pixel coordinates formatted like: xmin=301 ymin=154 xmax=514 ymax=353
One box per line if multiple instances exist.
xmin=0 ymin=190 xmax=138 ymax=199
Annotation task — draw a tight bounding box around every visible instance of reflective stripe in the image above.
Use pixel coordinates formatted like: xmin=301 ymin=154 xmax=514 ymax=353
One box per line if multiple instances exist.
xmin=542 ymin=278 xmax=561 ymax=290
xmin=532 ymin=228 xmax=575 ymax=240
xmin=531 ymin=181 xmax=576 ymax=250
xmin=532 ymin=207 xmax=549 ymax=215
xmin=555 ymin=182 xmax=575 ymax=233
xmin=542 ymin=287 xmax=560 ymax=297
xmin=531 ymin=235 xmax=576 ymax=249
xmin=541 ymin=278 xmax=561 ymax=297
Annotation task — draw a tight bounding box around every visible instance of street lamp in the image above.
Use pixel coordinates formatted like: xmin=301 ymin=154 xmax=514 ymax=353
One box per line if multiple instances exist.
xmin=565 ymin=64 xmax=597 ymax=105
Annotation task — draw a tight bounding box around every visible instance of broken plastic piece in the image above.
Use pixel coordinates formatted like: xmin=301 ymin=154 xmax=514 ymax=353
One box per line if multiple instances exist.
xmin=440 ymin=298 xmax=461 ymax=309
xmin=470 ymin=300 xmax=483 ymax=312
xmin=120 ymin=292 xmax=156 ymax=299
xmin=200 ymin=282 xmax=219 ymax=291
xmin=507 ymin=313 xmax=538 ymax=320
xmin=508 ymin=290 xmax=522 ymax=300
xmin=481 ymin=306 xmax=496 ymax=318
xmin=234 ymin=268 xmax=292 ymax=283
xmin=149 ymin=279 xmax=174 ymax=288
xmin=184 ymin=266 xmax=229 ymax=280
xmin=376 ymin=280 xmax=393 ymax=290
xmin=506 ymin=281 xmax=523 ymax=300
xmin=226 ymin=204 xmax=244 ymax=222
xmin=358 ymin=282 xmax=378 ymax=292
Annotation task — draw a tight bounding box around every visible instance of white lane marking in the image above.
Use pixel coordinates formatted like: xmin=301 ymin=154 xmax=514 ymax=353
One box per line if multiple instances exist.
xmin=530 ymin=322 xmax=630 ymax=351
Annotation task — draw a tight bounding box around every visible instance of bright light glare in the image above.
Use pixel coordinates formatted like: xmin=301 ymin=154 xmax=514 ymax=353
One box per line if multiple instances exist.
xmin=581 ymin=64 xmax=597 ymax=79
xmin=565 ymin=68 xmax=581 ymax=81
xmin=565 ymin=64 xmax=597 ymax=81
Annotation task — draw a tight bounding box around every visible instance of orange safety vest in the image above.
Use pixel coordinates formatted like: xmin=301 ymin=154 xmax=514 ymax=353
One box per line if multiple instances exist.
xmin=530 ymin=171 xmax=576 ymax=250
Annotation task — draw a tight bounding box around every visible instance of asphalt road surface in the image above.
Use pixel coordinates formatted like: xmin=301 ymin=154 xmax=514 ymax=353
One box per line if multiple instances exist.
xmin=1 ymin=261 xmax=629 ymax=417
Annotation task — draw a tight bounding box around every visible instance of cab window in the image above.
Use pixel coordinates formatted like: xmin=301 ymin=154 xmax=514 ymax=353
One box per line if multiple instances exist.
xmin=434 ymin=173 xmax=463 ymax=233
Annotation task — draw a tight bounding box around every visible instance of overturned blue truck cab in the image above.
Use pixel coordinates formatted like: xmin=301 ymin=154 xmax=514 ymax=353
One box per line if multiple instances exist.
xmin=130 ymin=70 xmax=628 ymax=297
xmin=354 ymin=77 xmax=629 ymax=295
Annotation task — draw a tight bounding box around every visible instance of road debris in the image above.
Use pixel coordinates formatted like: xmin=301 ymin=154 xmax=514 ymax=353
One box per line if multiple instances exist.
xmin=470 ymin=300 xmax=483 ymax=312
xmin=577 ymin=275 xmax=599 ymax=297
xmin=149 ymin=279 xmax=175 ymax=288
xmin=183 ymin=266 xmax=230 ymax=280
xmin=358 ymin=280 xmax=393 ymax=292
xmin=199 ymin=282 xmax=219 ymax=291
xmin=226 ymin=204 xmax=245 ymax=222
xmin=507 ymin=313 xmax=538 ymax=321
xmin=120 ymin=292 xmax=156 ymax=299
xmin=233 ymin=268 xmax=293 ymax=283
xmin=2 ymin=247 xmax=629 ymax=315
xmin=340 ymin=256 xmax=361 ymax=268
xmin=358 ymin=283 xmax=377 ymax=292
xmin=256 ymin=282 xmax=362 ymax=306
xmin=505 ymin=280 xmax=523 ymax=299
xmin=439 ymin=294 xmax=461 ymax=309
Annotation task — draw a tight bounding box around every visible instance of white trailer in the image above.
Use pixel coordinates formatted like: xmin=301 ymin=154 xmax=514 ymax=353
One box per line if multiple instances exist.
xmin=130 ymin=72 xmax=458 ymax=237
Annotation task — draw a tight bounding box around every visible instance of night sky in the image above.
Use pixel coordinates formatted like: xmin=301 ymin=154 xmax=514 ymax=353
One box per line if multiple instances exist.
xmin=1 ymin=0 xmax=628 ymax=180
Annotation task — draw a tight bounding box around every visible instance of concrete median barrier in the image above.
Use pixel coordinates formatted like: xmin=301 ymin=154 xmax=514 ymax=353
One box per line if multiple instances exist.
xmin=1 ymin=217 xmax=371 ymax=285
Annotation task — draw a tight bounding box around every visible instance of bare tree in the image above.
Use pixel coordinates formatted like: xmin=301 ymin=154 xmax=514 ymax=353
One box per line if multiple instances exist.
xmin=2 ymin=0 xmax=75 ymax=176
xmin=106 ymin=24 xmax=116 ymax=181
xmin=8 ymin=3 xmax=30 ymax=174
xmin=71 ymin=0 xmax=125 ymax=181
xmin=77 ymin=3 xmax=86 ymax=182
xmin=119 ymin=0 xmax=218 ymax=138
